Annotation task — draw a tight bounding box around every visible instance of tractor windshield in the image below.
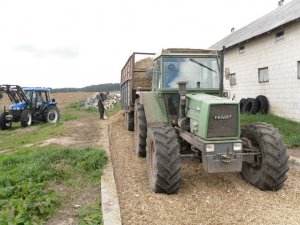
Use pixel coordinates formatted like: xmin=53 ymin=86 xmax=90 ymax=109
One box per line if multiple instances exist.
xmin=24 ymin=91 xmax=32 ymax=100
xmin=163 ymin=57 xmax=220 ymax=89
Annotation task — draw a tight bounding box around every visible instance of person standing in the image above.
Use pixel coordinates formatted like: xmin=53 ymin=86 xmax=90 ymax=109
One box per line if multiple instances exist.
xmin=98 ymin=92 xmax=108 ymax=120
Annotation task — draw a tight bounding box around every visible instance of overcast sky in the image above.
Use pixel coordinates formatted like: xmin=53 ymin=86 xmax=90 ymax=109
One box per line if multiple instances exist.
xmin=0 ymin=0 xmax=292 ymax=88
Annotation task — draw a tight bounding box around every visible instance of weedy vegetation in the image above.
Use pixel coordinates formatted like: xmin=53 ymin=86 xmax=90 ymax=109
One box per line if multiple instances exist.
xmin=0 ymin=95 xmax=114 ymax=224
xmin=241 ymin=113 xmax=300 ymax=148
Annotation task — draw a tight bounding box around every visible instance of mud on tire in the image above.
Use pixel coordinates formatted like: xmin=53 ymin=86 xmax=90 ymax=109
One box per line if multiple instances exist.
xmin=241 ymin=122 xmax=289 ymax=191
xmin=146 ymin=124 xmax=181 ymax=194
xmin=134 ymin=100 xmax=147 ymax=157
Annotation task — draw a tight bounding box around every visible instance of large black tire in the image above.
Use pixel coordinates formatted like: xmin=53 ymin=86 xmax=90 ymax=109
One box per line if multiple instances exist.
xmin=239 ymin=98 xmax=247 ymax=114
xmin=134 ymin=100 xmax=147 ymax=157
xmin=43 ymin=106 xmax=60 ymax=123
xmin=243 ymin=98 xmax=258 ymax=114
xmin=0 ymin=113 xmax=12 ymax=130
xmin=125 ymin=112 xmax=134 ymax=131
xmin=20 ymin=110 xmax=33 ymax=127
xmin=146 ymin=124 xmax=181 ymax=194
xmin=256 ymin=95 xmax=269 ymax=114
xmin=241 ymin=122 xmax=289 ymax=191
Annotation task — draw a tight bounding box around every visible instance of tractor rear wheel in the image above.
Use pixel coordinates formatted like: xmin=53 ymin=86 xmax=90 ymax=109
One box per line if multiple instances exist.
xmin=20 ymin=110 xmax=33 ymax=127
xmin=146 ymin=124 xmax=181 ymax=194
xmin=241 ymin=122 xmax=289 ymax=191
xmin=0 ymin=113 xmax=12 ymax=130
xmin=134 ymin=100 xmax=147 ymax=157
xmin=44 ymin=106 xmax=60 ymax=123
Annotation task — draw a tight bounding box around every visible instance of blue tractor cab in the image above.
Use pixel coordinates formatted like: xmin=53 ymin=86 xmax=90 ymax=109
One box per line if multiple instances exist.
xmin=0 ymin=85 xmax=60 ymax=130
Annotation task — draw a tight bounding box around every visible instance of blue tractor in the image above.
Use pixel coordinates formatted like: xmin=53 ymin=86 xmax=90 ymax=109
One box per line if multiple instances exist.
xmin=0 ymin=85 xmax=60 ymax=130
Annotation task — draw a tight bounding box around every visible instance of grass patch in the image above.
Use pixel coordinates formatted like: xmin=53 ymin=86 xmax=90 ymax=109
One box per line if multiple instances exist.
xmin=76 ymin=200 xmax=103 ymax=225
xmin=0 ymin=123 xmax=65 ymax=151
xmin=0 ymin=147 xmax=107 ymax=224
xmin=241 ymin=113 xmax=300 ymax=148
xmin=107 ymin=102 xmax=121 ymax=116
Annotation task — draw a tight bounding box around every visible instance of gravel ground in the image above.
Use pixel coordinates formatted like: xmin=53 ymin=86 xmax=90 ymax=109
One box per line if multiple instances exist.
xmin=109 ymin=113 xmax=300 ymax=225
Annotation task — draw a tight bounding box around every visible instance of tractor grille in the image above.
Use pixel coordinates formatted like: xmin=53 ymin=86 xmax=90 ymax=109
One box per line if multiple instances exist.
xmin=207 ymin=104 xmax=238 ymax=138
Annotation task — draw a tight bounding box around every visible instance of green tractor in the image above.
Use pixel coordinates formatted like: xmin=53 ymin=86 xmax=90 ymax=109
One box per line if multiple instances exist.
xmin=121 ymin=49 xmax=289 ymax=194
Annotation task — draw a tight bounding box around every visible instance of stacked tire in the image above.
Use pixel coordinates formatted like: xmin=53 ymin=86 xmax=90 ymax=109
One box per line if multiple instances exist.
xmin=240 ymin=95 xmax=269 ymax=115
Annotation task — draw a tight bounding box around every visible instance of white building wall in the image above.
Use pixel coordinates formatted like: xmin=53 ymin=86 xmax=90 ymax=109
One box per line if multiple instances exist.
xmin=224 ymin=22 xmax=300 ymax=121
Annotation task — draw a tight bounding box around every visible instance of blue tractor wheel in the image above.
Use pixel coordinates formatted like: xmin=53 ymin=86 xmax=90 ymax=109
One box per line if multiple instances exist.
xmin=0 ymin=113 xmax=12 ymax=130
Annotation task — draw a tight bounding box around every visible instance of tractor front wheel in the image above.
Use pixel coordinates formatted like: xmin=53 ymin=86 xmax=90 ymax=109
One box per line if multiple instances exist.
xmin=44 ymin=106 xmax=60 ymax=123
xmin=0 ymin=113 xmax=12 ymax=130
xmin=146 ymin=124 xmax=181 ymax=194
xmin=20 ymin=110 xmax=33 ymax=127
xmin=241 ymin=122 xmax=289 ymax=191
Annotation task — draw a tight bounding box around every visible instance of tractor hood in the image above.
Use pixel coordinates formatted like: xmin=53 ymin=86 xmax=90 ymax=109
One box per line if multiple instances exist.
xmin=186 ymin=93 xmax=240 ymax=140
xmin=10 ymin=102 xmax=26 ymax=110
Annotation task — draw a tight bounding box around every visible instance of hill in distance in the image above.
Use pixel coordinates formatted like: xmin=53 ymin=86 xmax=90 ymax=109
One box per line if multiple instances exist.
xmin=52 ymin=83 xmax=120 ymax=93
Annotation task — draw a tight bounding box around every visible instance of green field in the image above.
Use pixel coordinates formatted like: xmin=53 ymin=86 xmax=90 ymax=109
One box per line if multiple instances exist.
xmin=0 ymin=100 xmax=113 ymax=224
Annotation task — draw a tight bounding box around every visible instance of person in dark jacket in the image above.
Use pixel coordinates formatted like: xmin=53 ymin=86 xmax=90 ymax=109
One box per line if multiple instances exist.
xmin=97 ymin=92 xmax=106 ymax=120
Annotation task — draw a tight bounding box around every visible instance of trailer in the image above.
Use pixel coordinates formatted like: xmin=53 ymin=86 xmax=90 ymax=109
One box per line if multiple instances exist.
xmin=120 ymin=52 xmax=155 ymax=131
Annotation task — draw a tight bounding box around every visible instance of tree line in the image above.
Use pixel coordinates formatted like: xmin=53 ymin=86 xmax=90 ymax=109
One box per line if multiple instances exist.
xmin=51 ymin=83 xmax=120 ymax=93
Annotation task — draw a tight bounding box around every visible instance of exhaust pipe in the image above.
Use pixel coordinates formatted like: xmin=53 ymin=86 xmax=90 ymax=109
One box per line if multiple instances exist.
xmin=177 ymin=81 xmax=190 ymax=131
xmin=177 ymin=81 xmax=187 ymax=118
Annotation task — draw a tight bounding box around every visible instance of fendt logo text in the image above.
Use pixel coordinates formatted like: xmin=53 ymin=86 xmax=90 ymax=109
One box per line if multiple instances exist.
xmin=214 ymin=115 xmax=232 ymax=120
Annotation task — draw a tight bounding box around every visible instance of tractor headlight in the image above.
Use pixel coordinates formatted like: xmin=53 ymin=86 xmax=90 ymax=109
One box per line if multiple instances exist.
xmin=233 ymin=143 xmax=243 ymax=151
xmin=206 ymin=144 xmax=215 ymax=152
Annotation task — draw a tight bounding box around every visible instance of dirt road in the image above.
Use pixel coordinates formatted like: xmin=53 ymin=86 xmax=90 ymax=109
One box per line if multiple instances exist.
xmin=109 ymin=112 xmax=300 ymax=225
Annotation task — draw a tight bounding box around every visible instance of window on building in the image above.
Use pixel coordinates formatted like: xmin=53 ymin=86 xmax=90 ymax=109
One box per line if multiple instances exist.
xmin=229 ymin=73 xmax=236 ymax=86
xmin=298 ymin=61 xmax=300 ymax=79
xmin=258 ymin=67 xmax=269 ymax=83
xmin=239 ymin=46 xmax=245 ymax=54
xmin=275 ymin=31 xmax=284 ymax=41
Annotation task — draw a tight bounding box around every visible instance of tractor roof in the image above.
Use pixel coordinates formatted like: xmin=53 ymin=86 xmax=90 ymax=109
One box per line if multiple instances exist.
xmin=23 ymin=87 xmax=51 ymax=92
xmin=154 ymin=48 xmax=219 ymax=60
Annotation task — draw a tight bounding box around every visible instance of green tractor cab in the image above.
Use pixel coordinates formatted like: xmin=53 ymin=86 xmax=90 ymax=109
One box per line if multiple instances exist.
xmin=0 ymin=85 xmax=60 ymax=130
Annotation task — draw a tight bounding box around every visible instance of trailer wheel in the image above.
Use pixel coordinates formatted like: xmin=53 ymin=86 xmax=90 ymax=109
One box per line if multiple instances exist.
xmin=125 ymin=112 xmax=134 ymax=131
xmin=134 ymin=100 xmax=147 ymax=157
xmin=0 ymin=113 xmax=12 ymax=130
xmin=146 ymin=124 xmax=181 ymax=194
xmin=241 ymin=122 xmax=289 ymax=191
xmin=20 ymin=110 xmax=33 ymax=127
